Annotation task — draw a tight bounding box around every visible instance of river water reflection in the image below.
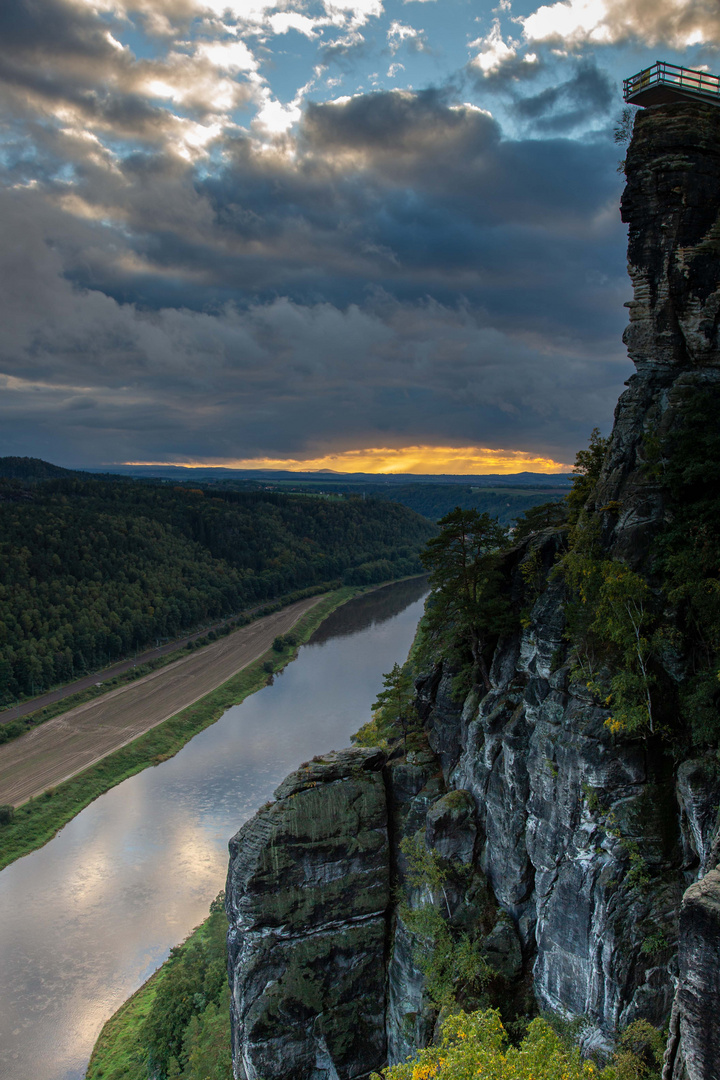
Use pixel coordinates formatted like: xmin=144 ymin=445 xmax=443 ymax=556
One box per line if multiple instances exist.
xmin=0 ymin=578 xmax=428 ymax=1080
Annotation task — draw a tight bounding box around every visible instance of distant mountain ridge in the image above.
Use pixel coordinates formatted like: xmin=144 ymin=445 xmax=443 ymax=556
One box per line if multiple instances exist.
xmin=96 ymin=463 xmax=574 ymax=487
xmin=0 ymin=456 xmax=571 ymax=525
xmin=0 ymin=456 xmax=573 ymax=488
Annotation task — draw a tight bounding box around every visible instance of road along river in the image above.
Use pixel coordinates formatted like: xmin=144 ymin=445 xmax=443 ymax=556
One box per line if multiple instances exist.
xmin=0 ymin=577 xmax=429 ymax=1080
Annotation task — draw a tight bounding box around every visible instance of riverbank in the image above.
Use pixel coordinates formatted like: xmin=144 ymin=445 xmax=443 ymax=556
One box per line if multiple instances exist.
xmin=85 ymin=895 xmax=231 ymax=1080
xmin=0 ymin=576 xmax=429 ymax=1080
xmin=0 ymin=596 xmax=327 ymax=808
xmin=83 ymin=586 xmax=430 ymax=1080
xmin=0 ymin=582 xmax=388 ymax=872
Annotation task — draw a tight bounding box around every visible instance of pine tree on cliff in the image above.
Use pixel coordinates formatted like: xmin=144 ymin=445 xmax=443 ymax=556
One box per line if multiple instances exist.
xmin=420 ymin=508 xmax=510 ymax=693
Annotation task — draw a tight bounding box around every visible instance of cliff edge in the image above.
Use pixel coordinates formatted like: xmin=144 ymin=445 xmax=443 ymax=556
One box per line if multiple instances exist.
xmin=226 ymin=102 xmax=720 ymax=1080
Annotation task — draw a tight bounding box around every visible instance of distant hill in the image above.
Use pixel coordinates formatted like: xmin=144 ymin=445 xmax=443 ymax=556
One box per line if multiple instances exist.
xmin=100 ymin=464 xmax=573 ymax=488
xmin=178 ymin=477 xmax=570 ymax=525
xmin=0 ymin=457 xmax=77 ymax=481
xmin=0 ymin=456 xmax=570 ymax=523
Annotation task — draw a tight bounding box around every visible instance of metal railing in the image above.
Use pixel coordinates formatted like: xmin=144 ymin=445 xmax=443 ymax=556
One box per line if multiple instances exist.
xmin=624 ymin=61 xmax=720 ymax=104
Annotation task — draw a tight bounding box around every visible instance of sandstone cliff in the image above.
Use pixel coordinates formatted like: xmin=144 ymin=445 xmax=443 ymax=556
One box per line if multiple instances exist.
xmin=226 ymin=102 xmax=720 ymax=1080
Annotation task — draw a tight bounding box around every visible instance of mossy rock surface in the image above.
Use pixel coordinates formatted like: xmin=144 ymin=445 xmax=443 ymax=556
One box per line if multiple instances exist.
xmin=225 ymin=747 xmax=390 ymax=1079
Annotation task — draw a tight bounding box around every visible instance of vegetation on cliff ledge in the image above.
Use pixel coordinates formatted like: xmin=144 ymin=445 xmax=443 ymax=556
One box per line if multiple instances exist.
xmin=562 ymin=389 xmax=720 ymax=748
xmin=372 ymin=1009 xmax=664 ymax=1080
xmin=418 ymin=508 xmax=513 ymax=697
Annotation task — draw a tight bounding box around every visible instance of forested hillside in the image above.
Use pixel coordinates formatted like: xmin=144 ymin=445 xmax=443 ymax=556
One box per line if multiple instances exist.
xmin=0 ymin=477 xmax=434 ymax=703
xmin=0 ymin=457 xmax=77 ymax=481
xmin=365 ymin=482 xmax=568 ymax=525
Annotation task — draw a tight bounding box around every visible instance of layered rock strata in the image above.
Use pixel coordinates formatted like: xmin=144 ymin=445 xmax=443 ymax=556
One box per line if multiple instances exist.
xmin=225 ymin=748 xmax=390 ymax=1080
xmin=226 ymin=102 xmax=720 ymax=1080
xmin=664 ymin=870 xmax=720 ymax=1080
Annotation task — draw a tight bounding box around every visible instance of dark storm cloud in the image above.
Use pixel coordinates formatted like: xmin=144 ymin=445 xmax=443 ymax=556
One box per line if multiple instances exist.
xmin=0 ymin=0 xmax=131 ymax=121
xmin=302 ymin=87 xmax=499 ymax=153
xmin=513 ymin=62 xmax=615 ymax=132
xmin=0 ymin=36 xmax=631 ymax=468
xmin=0 ymin=0 xmax=113 ymax=58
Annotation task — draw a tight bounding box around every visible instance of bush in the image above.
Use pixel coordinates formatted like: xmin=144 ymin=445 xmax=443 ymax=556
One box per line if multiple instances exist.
xmin=373 ymin=1009 xmax=663 ymax=1080
xmin=0 ymin=719 xmax=26 ymax=744
xmin=143 ymin=899 xmax=229 ymax=1079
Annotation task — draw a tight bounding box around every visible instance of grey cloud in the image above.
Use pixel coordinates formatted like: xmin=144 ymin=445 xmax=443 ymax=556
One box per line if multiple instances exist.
xmin=514 ymin=62 xmax=615 ymax=129
xmin=0 ymin=182 xmax=630 ymax=468
xmin=317 ymin=33 xmax=372 ymax=69
xmin=466 ymin=53 xmax=546 ymax=91
xmin=302 ymin=87 xmax=499 ymax=154
xmin=521 ymin=0 xmax=720 ymax=50
xmin=0 ymin=21 xmax=632 ymax=470
xmin=0 ymin=0 xmax=116 ymax=59
xmin=10 ymin=88 xmax=625 ymax=348
xmin=0 ymin=0 xmax=256 ymax=162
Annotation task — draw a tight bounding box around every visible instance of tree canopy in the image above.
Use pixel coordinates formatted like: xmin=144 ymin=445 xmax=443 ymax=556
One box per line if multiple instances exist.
xmin=420 ymin=508 xmax=511 ymax=693
xmin=373 ymin=1008 xmax=663 ymax=1080
xmin=0 ymin=476 xmax=434 ymax=703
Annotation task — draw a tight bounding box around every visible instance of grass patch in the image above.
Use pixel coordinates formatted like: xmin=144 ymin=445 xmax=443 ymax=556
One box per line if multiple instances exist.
xmin=84 ymin=964 xmax=165 ymax=1080
xmin=85 ymin=898 xmax=229 ymax=1080
xmin=0 ymin=583 xmax=393 ymax=872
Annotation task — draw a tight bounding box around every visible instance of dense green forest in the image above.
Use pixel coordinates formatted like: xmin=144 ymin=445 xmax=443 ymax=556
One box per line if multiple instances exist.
xmin=0 ymin=475 xmax=434 ymax=703
xmin=0 ymin=456 xmax=78 ymax=481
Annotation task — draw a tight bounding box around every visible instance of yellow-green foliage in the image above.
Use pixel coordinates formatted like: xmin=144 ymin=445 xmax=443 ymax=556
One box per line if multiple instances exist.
xmin=372 ymin=1009 xmax=662 ymax=1080
xmin=353 ymin=712 xmax=390 ymax=749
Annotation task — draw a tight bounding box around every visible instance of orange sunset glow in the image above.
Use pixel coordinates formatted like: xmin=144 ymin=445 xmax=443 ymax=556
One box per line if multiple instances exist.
xmin=124 ymin=445 xmax=571 ymax=475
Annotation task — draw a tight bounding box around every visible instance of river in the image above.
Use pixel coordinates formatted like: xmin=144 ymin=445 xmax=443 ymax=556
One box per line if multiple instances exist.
xmin=0 ymin=578 xmax=429 ymax=1080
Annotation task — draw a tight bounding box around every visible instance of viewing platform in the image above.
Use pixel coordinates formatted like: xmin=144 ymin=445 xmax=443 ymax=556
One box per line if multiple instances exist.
xmin=624 ymin=61 xmax=720 ymax=108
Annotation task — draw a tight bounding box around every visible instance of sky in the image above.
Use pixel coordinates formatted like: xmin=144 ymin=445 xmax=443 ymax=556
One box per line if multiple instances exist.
xmin=1 ymin=0 xmax=718 ymax=473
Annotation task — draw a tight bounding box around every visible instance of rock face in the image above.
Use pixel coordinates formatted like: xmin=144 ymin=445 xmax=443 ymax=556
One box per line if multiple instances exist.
xmin=596 ymin=102 xmax=720 ymax=567
xmin=226 ymin=102 xmax=720 ymax=1080
xmin=225 ymin=748 xmax=390 ymax=1080
xmin=452 ymin=536 xmax=681 ymax=1052
xmin=664 ymin=870 xmax=720 ymax=1080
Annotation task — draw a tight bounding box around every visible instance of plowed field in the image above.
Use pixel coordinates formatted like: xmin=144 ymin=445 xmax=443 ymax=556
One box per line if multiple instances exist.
xmin=0 ymin=596 xmax=322 ymax=806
